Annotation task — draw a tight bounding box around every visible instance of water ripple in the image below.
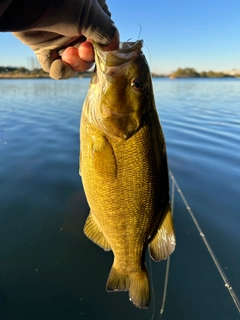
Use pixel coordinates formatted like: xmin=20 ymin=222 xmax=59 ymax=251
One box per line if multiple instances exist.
xmin=0 ymin=78 xmax=239 ymax=320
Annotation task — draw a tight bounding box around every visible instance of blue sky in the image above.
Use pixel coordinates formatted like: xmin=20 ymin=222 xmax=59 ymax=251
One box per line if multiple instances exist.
xmin=0 ymin=0 xmax=239 ymax=74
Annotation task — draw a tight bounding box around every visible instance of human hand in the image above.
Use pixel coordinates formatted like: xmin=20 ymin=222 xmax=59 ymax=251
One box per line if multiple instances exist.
xmin=61 ymin=30 xmax=119 ymax=72
xmin=12 ymin=0 xmax=119 ymax=79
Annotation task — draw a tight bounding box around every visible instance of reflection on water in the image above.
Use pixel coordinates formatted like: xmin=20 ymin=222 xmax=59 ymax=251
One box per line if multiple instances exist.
xmin=0 ymin=78 xmax=240 ymax=319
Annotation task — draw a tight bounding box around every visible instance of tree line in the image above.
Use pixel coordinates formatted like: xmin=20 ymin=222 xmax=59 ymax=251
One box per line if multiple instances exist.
xmin=170 ymin=68 xmax=236 ymax=78
xmin=0 ymin=66 xmax=49 ymax=77
xmin=1 ymin=66 xmax=238 ymax=79
xmin=0 ymin=66 xmax=91 ymax=78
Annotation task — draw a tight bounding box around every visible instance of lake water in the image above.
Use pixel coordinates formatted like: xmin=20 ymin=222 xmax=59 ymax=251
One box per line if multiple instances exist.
xmin=0 ymin=78 xmax=239 ymax=320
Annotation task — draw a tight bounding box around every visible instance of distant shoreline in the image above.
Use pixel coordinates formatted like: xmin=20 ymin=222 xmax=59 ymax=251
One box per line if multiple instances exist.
xmin=0 ymin=66 xmax=240 ymax=79
xmin=1 ymin=75 xmax=240 ymax=80
xmin=0 ymin=74 xmax=92 ymax=79
xmin=0 ymin=67 xmax=92 ymax=79
xmin=0 ymin=74 xmax=50 ymax=79
xmin=0 ymin=73 xmax=92 ymax=80
xmin=169 ymin=67 xmax=240 ymax=79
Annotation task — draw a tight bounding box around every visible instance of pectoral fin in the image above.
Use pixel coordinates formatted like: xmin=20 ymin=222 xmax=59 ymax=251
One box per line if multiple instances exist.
xmin=92 ymin=135 xmax=117 ymax=179
xmin=149 ymin=204 xmax=176 ymax=261
xmin=84 ymin=211 xmax=111 ymax=251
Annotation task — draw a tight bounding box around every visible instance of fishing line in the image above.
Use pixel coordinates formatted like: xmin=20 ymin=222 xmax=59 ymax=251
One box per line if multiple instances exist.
xmin=149 ymin=174 xmax=175 ymax=320
xmin=148 ymin=251 xmax=155 ymax=320
xmin=169 ymin=170 xmax=240 ymax=314
xmin=156 ymin=170 xmax=240 ymax=318
xmin=157 ymin=175 xmax=175 ymax=319
xmin=144 ymin=42 xmax=152 ymax=71
xmin=138 ymin=24 xmax=142 ymax=40
xmin=135 ymin=23 xmax=152 ymax=69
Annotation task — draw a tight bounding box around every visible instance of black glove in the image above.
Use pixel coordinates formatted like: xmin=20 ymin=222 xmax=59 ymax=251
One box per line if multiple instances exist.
xmin=13 ymin=0 xmax=116 ymax=79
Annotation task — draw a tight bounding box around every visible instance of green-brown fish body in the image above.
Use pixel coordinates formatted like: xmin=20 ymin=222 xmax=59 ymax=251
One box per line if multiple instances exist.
xmin=80 ymin=40 xmax=175 ymax=308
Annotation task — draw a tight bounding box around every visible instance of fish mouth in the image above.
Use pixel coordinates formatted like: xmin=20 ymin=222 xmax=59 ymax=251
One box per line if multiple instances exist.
xmin=93 ymin=40 xmax=143 ymax=69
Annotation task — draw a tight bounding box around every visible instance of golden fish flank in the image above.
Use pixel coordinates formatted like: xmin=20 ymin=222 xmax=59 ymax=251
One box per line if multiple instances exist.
xmin=80 ymin=40 xmax=176 ymax=308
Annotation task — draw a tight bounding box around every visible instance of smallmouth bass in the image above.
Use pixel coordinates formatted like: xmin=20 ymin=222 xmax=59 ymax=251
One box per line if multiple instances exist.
xmin=80 ymin=40 xmax=176 ymax=308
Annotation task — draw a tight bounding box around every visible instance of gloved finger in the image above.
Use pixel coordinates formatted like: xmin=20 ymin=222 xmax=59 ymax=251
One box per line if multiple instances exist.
xmin=37 ymin=46 xmax=81 ymax=79
xmin=37 ymin=49 xmax=59 ymax=72
xmin=49 ymin=59 xmax=77 ymax=80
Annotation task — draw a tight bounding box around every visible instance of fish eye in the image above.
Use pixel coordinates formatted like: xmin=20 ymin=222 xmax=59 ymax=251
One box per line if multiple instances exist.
xmin=131 ymin=78 xmax=144 ymax=91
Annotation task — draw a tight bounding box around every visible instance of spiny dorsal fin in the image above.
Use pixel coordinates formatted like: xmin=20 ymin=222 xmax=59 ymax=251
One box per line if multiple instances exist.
xmin=84 ymin=211 xmax=111 ymax=251
xmin=148 ymin=204 xmax=176 ymax=261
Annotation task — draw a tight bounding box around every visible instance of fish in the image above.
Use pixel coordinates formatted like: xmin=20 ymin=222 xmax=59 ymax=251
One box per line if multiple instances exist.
xmin=79 ymin=40 xmax=176 ymax=308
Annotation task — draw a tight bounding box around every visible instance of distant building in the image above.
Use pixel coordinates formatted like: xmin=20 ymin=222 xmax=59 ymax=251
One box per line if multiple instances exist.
xmin=223 ymin=69 xmax=240 ymax=76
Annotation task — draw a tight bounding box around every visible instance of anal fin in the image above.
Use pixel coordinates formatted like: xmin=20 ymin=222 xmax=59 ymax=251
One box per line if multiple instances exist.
xmin=84 ymin=211 xmax=111 ymax=251
xmin=149 ymin=203 xmax=176 ymax=261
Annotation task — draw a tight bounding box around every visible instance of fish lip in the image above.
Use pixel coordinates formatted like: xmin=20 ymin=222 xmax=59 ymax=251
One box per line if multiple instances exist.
xmin=93 ymin=40 xmax=144 ymax=69
xmin=93 ymin=39 xmax=143 ymax=54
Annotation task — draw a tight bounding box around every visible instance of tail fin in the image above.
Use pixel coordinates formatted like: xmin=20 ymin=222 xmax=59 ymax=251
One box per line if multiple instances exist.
xmin=106 ymin=264 xmax=150 ymax=309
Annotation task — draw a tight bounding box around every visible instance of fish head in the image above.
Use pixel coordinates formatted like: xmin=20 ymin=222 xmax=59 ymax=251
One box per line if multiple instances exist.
xmin=91 ymin=40 xmax=154 ymax=140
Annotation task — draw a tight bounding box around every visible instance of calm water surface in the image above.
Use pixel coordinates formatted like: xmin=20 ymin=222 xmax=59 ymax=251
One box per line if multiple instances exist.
xmin=0 ymin=78 xmax=239 ymax=320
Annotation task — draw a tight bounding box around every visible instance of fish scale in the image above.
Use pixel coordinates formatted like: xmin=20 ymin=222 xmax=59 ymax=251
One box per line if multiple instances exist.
xmin=80 ymin=40 xmax=176 ymax=308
